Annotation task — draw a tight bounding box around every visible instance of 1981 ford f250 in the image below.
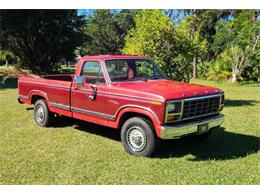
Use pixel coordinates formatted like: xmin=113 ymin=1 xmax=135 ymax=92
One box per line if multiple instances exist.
xmin=18 ymin=55 xmax=224 ymax=156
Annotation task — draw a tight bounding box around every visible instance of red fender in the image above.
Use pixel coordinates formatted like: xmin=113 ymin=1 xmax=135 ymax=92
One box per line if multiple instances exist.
xmin=113 ymin=106 xmax=162 ymax=138
xmin=29 ymin=90 xmax=50 ymax=107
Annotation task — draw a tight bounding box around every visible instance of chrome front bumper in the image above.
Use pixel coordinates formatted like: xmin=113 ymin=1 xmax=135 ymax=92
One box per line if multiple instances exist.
xmin=160 ymin=114 xmax=224 ymax=139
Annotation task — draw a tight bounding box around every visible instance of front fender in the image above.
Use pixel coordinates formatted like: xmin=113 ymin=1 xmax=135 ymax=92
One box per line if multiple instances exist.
xmin=114 ymin=105 xmax=162 ymax=138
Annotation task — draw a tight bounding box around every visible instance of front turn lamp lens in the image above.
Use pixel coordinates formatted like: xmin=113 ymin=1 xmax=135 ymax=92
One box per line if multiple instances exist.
xmin=167 ymin=115 xmax=175 ymax=121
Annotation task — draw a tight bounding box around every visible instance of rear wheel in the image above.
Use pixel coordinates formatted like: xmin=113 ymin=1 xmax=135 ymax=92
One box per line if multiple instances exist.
xmin=34 ymin=99 xmax=53 ymax=127
xmin=121 ymin=117 xmax=157 ymax=157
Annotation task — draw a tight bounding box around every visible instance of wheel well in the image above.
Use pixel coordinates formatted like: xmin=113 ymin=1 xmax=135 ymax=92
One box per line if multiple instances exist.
xmin=118 ymin=112 xmax=154 ymax=130
xmin=31 ymin=95 xmax=45 ymax=104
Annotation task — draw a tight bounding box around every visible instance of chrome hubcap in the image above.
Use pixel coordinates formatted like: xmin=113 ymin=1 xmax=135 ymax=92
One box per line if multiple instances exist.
xmin=126 ymin=126 xmax=147 ymax=152
xmin=36 ymin=106 xmax=45 ymax=123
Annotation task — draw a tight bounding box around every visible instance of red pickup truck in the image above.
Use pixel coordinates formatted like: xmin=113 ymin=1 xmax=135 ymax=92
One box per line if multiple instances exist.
xmin=18 ymin=55 xmax=224 ymax=156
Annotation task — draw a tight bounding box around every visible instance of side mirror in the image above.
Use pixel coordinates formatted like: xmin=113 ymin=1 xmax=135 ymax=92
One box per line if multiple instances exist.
xmin=74 ymin=76 xmax=85 ymax=89
xmin=74 ymin=76 xmax=85 ymax=84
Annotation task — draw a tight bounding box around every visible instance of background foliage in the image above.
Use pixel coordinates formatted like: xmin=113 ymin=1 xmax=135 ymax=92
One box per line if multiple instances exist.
xmin=0 ymin=10 xmax=84 ymax=73
xmin=80 ymin=10 xmax=135 ymax=55
xmin=0 ymin=9 xmax=259 ymax=82
xmin=122 ymin=10 xmax=193 ymax=82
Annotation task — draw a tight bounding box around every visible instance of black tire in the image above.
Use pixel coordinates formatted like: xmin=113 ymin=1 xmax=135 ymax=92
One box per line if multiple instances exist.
xmin=34 ymin=99 xmax=53 ymax=127
xmin=121 ymin=117 xmax=157 ymax=157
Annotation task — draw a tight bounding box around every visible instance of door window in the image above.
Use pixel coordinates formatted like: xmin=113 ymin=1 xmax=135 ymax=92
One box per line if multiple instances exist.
xmin=81 ymin=61 xmax=105 ymax=84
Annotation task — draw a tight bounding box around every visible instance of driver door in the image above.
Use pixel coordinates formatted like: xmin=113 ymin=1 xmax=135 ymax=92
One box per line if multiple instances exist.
xmin=71 ymin=60 xmax=109 ymax=124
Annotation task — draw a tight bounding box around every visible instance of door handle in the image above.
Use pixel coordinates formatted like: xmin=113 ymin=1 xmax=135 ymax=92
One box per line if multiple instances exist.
xmin=88 ymin=95 xmax=95 ymax=101
xmin=88 ymin=84 xmax=97 ymax=101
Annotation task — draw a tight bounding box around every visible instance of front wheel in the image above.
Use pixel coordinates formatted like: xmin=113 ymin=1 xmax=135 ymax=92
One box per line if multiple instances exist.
xmin=121 ymin=117 xmax=157 ymax=157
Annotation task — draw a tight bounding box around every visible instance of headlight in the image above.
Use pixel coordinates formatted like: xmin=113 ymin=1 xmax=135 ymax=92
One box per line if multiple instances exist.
xmin=165 ymin=101 xmax=182 ymax=122
xmin=168 ymin=104 xmax=176 ymax=112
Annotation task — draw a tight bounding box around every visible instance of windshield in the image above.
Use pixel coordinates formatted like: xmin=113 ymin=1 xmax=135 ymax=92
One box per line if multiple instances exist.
xmin=105 ymin=59 xmax=167 ymax=83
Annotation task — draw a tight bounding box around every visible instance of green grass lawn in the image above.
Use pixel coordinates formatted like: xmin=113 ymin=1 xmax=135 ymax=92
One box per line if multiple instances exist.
xmin=0 ymin=79 xmax=259 ymax=184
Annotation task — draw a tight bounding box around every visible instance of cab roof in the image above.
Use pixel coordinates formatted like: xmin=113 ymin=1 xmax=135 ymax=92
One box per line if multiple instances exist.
xmin=82 ymin=55 xmax=149 ymax=60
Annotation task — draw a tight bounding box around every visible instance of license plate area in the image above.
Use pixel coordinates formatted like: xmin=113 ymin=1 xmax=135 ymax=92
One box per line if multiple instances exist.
xmin=198 ymin=123 xmax=209 ymax=134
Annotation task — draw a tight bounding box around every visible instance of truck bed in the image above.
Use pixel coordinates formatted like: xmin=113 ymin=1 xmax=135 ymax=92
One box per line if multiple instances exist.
xmin=18 ymin=75 xmax=73 ymax=117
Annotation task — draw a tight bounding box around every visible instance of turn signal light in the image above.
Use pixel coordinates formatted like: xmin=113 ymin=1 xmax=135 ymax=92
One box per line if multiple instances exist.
xmin=167 ymin=115 xmax=175 ymax=121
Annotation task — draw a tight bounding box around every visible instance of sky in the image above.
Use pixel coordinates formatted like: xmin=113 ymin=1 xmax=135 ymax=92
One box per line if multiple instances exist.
xmin=77 ymin=9 xmax=186 ymax=24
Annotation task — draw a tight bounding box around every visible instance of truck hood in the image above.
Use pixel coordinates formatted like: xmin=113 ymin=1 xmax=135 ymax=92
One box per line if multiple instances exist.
xmin=112 ymin=80 xmax=223 ymax=101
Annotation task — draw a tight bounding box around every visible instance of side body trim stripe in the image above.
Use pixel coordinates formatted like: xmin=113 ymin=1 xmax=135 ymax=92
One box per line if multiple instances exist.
xmin=19 ymin=80 xmax=70 ymax=89
xmin=18 ymin=95 xmax=29 ymax=100
xmin=71 ymin=89 xmax=163 ymax=103
xmin=49 ymin=102 xmax=70 ymax=111
xmin=48 ymin=102 xmax=160 ymax=122
xmin=71 ymin=106 xmax=115 ymax=120
xmin=19 ymin=80 xmax=163 ymax=102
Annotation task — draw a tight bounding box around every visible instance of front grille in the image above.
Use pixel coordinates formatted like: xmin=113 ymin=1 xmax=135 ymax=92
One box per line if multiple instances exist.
xmin=182 ymin=96 xmax=220 ymax=119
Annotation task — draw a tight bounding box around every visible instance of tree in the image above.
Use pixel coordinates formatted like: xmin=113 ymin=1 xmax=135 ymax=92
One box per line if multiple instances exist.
xmin=81 ymin=10 xmax=135 ymax=56
xmin=114 ymin=10 xmax=136 ymax=50
xmin=176 ymin=14 xmax=208 ymax=79
xmin=194 ymin=10 xmax=232 ymax=59
xmin=164 ymin=9 xmax=190 ymax=24
xmin=0 ymin=50 xmax=17 ymax=67
xmin=123 ymin=10 xmax=193 ymax=81
xmin=0 ymin=10 xmax=84 ymax=73
xmin=212 ymin=10 xmax=260 ymax=82
xmin=174 ymin=10 xmax=232 ymax=79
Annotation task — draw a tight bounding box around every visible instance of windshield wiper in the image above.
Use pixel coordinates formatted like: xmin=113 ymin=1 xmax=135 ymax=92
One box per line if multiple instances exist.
xmin=150 ymin=76 xmax=163 ymax=80
xmin=129 ymin=76 xmax=165 ymax=81
xmin=139 ymin=77 xmax=148 ymax=81
xmin=127 ymin=77 xmax=148 ymax=82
